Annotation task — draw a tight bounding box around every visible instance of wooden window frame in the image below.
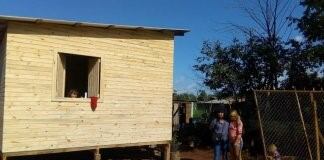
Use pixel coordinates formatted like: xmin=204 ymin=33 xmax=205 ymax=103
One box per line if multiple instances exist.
xmin=52 ymin=51 xmax=104 ymax=103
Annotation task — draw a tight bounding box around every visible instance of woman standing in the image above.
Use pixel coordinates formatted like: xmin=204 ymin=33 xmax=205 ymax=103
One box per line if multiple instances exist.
xmin=229 ymin=110 xmax=243 ymax=160
xmin=210 ymin=106 xmax=229 ymax=160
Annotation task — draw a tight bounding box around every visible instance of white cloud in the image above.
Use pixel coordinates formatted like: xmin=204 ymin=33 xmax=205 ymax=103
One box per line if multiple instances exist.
xmin=174 ymin=75 xmax=199 ymax=94
xmin=294 ymin=35 xmax=304 ymax=42
xmin=179 ymin=83 xmax=198 ymax=94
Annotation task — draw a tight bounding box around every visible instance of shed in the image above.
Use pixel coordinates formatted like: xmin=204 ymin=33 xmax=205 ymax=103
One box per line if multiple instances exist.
xmin=0 ymin=15 xmax=188 ymax=159
xmin=172 ymin=100 xmax=196 ymax=130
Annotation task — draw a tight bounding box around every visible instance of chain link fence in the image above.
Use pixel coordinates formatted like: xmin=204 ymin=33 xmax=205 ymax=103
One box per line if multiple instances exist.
xmin=254 ymin=90 xmax=323 ymax=160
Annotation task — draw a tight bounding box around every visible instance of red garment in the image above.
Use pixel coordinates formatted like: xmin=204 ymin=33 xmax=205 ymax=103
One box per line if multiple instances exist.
xmin=229 ymin=120 xmax=243 ymax=143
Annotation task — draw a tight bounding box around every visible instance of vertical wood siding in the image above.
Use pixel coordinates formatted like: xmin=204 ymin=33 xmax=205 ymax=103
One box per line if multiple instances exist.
xmin=2 ymin=21 xmax=174 ymax=152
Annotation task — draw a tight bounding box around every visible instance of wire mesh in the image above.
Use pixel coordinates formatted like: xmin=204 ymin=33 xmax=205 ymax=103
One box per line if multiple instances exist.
xmin=313 ymin=92 xmax=324 ymax=159
xmin=254 ymin=90 xmax=323 ymax=160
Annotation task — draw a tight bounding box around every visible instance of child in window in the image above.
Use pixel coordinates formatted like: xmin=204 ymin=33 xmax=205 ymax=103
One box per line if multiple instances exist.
xmin=68 ymin=89 xmax=79 ymax=98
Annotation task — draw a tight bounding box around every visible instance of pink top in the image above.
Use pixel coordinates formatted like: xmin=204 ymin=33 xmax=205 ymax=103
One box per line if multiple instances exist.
xmin=229 ymin=120 xmax=243 ymax=143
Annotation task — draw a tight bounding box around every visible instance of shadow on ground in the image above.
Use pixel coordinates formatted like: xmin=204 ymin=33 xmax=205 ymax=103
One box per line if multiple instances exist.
xmin=8 ymin=146 xmax=163 ymax=160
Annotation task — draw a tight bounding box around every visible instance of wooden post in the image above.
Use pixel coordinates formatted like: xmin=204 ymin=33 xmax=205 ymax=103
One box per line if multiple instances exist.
xmin=163 ymin=143 xmax=170 ymax=160
xmin=1 ymin=154 xmax=6 ymax=160
xmin=253 ymin=90 xmax=267 ymax=159
xmin=93 ymin=147 xmax=101 ymax=160
xmin=295 ymin=92 xmax=313 ymax=160
xmin=319 ymin=132 xmax=324 ymax=146
xmin=310 ymin=93 xmax=320 ymax=160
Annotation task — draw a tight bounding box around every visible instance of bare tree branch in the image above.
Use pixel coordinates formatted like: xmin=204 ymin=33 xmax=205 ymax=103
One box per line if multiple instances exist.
xmin=236 ymin=0 xmax=297 ymax=42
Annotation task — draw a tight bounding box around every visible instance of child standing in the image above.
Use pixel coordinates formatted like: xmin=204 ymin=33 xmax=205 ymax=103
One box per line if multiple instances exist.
xmin=268 ymin=144 xmax=281 ymax=160
xmin=229 ymin=110 xmax=243 ymax=160
xmin=210 ymin=106 xmax=229 ymax=160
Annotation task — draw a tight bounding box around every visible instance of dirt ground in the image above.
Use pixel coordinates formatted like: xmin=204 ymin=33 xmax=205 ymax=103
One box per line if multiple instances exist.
xmin=7 ymin=147 xmax=256 ymax=160
xmin=180 ymin=148 xmax=260 ymax=160
xmin=180 ymin=148 xmax=213 ymax=160
xmin=8 ymin=148 xmax=214 ymax=160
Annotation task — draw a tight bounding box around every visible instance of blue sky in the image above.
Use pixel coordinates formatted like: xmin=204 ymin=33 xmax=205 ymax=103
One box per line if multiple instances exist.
xmin=0 ymin=0 xmax=303 ymax=94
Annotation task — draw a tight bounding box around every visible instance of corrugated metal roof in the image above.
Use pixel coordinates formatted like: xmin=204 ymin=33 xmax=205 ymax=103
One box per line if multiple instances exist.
xmin=198 ymin=98 xmax=245 ymax=104
xmin=198 ymin=99 xmax=231 ymax=104
xmin=0 ymin=15 xmax=189 ymax=36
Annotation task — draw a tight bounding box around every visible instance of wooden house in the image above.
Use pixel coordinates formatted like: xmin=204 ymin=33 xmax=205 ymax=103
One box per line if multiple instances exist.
xmin=0 ymin=15 xmax=188 ymax=160
xmin=172 ymin=100 xmax=196 ymax=130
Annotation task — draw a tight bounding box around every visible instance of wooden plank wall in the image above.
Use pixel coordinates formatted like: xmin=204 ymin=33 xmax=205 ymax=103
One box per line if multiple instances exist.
xmin=0 ymin=24 xmax=7 ymax=151
xmin=185 ymin=102 xmax=192 ymax=123
xmin=172 ymin=102 xmax=179 ymax=132
xmin=2 ymin=21 xmax=174 ymax=153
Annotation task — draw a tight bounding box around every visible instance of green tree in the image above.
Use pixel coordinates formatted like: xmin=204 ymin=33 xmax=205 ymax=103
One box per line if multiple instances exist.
xmin=194 ymin=36 xmax=289 ymax=99
xmin=234 ymin=0 xmax=298 ymax=88
xmin=292 ymin=0 xmax=324 ymax=65
xmin=173 ymin=91 xmax=197 ymax=101
xmin=294 ymin=0 xmax=324 ymax=42
xmin=285 ymin=0 xmax=324 ymax=89
xmin=194 ymin=39 xmax=244 ymax=99
xmin=193 ymin=0 xmax=321 ymax=99
xmin=197 ymin=90 xmax=210 ymax=101
xmin=281 ymin=39 xmax=323 ymax=89
xmin=194 ymin=0 xmax=324 ymax=99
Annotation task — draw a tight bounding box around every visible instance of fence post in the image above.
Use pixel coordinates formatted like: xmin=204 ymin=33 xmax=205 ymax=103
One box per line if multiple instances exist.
xmin=320 ymin=132 xmax=324 ymax=146
xmin=93 ymin=147 xmax=101 ymax=160
xmin=295 ymin=92 xmax=313 ymax=160
xmin=253 ymin=90 xmax=267 ymax=159
xmin=164 ymin=143 xmax=171 ymax=160
xmin=310 ymin=92 xmax=320 ymax=160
